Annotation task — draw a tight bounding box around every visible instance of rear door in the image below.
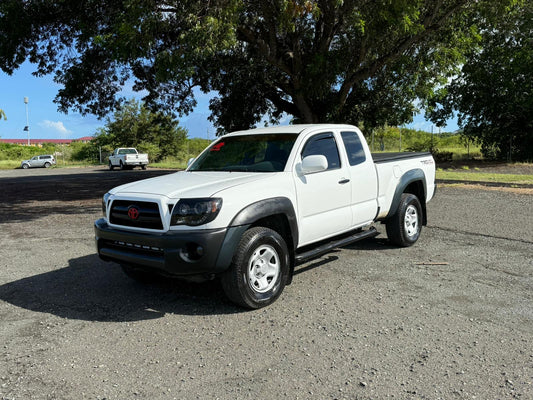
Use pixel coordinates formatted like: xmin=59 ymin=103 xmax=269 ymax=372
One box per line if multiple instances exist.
xmin=339 ymin=131 xmax=378 ymax=227
xmin=293 ymin=131 xmax=352 ymax=246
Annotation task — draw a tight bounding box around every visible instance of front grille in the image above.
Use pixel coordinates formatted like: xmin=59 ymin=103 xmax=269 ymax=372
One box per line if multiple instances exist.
xmin=109 ymin=200 xmax=163 ymax=230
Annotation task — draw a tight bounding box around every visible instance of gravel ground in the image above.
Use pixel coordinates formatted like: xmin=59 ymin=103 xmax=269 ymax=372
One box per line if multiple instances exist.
xmin=0 ymin=167 xmax=532 ymax=400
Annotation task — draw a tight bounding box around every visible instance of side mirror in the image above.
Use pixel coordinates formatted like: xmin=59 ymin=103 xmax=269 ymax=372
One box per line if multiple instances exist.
xmin=187 ymin=157 xmax=196 ymax=168
xmin=301 ymin=155 xmax=328 ymax=174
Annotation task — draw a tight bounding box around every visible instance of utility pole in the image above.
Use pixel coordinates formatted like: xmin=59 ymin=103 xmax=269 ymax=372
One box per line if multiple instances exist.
xmin=24 ymin=97 xmax=30 ymax=145
xmin=431 ymin=125 xmax=434 ymax=152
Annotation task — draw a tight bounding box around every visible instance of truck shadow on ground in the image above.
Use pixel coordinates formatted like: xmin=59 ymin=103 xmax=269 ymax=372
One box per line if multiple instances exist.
xmin=0 ymin=254 xmax=241 ymax=321
xmin=0 ymin=238 xmax=392 ymax=321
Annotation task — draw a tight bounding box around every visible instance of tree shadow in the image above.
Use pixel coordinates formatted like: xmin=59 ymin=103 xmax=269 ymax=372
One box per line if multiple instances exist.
xmin=0 ymin=254 xmax=241 ymax=321
xmin=0 ymin=169 xmax=173 ymax=223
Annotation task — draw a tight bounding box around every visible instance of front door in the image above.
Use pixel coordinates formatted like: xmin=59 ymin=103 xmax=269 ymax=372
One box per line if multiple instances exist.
xmin=293 ymin=131 xmax=352 ymax=246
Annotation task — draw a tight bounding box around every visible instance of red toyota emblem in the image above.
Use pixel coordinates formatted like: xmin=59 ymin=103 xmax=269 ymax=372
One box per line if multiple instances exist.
xmin=127 ymin=206 xmax=140 ymax=220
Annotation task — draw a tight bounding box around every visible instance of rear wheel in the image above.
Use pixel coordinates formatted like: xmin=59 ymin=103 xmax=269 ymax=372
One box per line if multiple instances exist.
xmin=44 ymin=162 xmax=51 ymax=168
xmin=119 ymin=161 xmax=124 ymax=170
xmin=221 ymin=227 xmax=289 ymax=309
xmin=386 ymin=193 xmax=422 ymax=247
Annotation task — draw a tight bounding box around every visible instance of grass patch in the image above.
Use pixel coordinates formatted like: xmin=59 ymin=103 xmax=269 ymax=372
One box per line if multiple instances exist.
xmin=436 ymin=170 xmax=533 ymax=185
xmin=0 ymin=160 xmax=21 ymax=169
xmin=149 ymin=160 xmax=186 ymax=170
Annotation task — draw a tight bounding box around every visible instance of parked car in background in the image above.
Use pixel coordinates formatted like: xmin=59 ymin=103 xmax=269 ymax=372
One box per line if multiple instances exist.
xmin=108 ymin=148 xmax=149 ymax=170
xmin=20 ymin=155 xmax=56 ymax=169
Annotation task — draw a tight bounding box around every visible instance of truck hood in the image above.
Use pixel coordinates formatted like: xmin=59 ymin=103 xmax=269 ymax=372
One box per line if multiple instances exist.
xmin=109 ymin=171 xmax=273 ymax=199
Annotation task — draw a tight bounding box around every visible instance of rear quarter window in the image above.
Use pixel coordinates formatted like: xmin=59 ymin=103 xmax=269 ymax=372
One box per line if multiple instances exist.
xmin=341 ymin=131 xmax=366 ymax=166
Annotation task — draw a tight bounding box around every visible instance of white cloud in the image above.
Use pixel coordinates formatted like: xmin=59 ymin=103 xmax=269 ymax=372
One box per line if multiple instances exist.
xmin=39 ymin=120 xmax=73 ymax=136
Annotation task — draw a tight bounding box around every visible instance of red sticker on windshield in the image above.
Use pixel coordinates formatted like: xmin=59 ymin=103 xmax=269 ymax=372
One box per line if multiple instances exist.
xmin=211 ymin=142 xmax=225 ymax=152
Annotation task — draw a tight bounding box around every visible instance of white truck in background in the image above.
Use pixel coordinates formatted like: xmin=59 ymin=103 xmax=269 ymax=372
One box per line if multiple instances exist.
xmin=108 ymin=148 xmax=149 ymax=170
xmin=96 ymin=124 xmax=436 ymax=308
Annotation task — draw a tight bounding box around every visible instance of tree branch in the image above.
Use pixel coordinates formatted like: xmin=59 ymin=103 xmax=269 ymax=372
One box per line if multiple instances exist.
xmin=337 ymin=0 xmax=469 ymax=111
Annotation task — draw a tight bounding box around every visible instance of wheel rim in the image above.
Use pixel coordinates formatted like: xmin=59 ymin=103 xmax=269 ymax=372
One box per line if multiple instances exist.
xmin=247 ymin=244 xmax=280 ymax=293
xmin=404 ymin=204 xmax=419 ymax=237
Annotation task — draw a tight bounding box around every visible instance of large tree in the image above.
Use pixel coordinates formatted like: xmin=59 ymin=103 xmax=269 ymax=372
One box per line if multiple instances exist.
xmin=427 ymin=1 xmax=532 ymax=161
xmin=0 ymin=0 xmax=512 ymax=134
xmin=93 ymin=99 xmax=188 ymax=162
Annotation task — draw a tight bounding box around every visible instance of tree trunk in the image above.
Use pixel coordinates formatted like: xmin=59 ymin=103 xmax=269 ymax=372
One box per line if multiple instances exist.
xmin=293 ymin=94 xmax=320 ymax=123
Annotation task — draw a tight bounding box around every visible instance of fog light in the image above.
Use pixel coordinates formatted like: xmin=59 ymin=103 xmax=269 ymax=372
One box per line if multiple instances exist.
xmin=196 ymin=246 xmax=204 ymax=256
xmin=179 ymin=243 xmax=204 ymax=262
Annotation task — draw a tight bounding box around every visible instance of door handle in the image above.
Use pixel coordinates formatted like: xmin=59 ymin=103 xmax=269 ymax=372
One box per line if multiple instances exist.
xmin=338 ymin=178 xmax=350 ymax=184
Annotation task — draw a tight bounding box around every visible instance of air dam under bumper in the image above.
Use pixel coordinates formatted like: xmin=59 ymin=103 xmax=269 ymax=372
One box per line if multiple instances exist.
xmin=94 ymin=218 xmax=230 ymax=277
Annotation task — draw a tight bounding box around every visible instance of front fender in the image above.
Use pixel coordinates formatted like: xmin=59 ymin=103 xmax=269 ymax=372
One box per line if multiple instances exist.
xmin=214 ymin=197 xmax=299 ymax=271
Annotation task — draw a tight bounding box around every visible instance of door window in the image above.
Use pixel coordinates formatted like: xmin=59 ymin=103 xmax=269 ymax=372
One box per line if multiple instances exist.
xmin=301 ymin=132 xmax=341 ymax=170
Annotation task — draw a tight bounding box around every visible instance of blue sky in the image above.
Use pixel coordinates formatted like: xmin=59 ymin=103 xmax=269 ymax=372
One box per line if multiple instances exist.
xmin=0 ymin=61 xmax=457 ymax=140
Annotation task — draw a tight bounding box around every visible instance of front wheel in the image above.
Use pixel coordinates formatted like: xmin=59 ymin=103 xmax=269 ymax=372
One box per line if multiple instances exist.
xmin=22 ymin=164 xmax=29 ymax=169
xmin=221 ymin=227 xmax=290 ymax=309
xmin=386 ymin=193 xmax=422 ymax=247
xmin=108 ymin=161 xmax=114 ymax=171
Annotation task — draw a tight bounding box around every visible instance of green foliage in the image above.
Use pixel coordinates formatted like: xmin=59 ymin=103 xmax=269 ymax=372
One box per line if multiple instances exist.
xmin=366 ymin=126 xmax=478 ymax=161
xmin=427 ymin=1 xmax=533 ymax=161
xmin=0 ymin=108 xmax=6 ymax=121
xmin=183 ymin=138 xmax=212 ymax=161
xmin=69 ymin=141 xmax=99 ymax=162
xmin=0 ymin=0 xmax=513 ymax=134
xmin=0 ymin=142 xmax=56 ymax=160
xmin=92 ymin=99 xmax=188 ymax=162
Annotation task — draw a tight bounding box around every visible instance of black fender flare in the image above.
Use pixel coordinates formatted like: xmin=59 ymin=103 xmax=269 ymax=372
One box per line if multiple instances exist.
xmin=385 ymin=169 xmax=427 ymax=224
xmin=215 ymin=197 xmax=299 ymax=271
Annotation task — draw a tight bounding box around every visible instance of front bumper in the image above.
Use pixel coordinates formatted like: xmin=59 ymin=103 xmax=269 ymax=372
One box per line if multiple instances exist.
xmin=95 ymin=218 xmax=230 ymax=277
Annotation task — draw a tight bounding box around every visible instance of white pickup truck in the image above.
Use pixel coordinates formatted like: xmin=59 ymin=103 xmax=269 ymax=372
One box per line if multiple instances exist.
xmin=95 ymin=124 xmax=436 ymax=308
xmin=108 ymin=148 xmax=149 ymax=170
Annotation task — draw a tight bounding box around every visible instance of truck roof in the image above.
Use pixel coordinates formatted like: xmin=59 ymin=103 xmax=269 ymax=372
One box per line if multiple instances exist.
xmin=227 ymin=124 xmax=359 ymax=136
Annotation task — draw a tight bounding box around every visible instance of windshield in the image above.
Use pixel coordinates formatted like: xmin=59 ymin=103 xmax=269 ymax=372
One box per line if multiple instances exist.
xmin=189 ymin=134 xmax=297 ymax=172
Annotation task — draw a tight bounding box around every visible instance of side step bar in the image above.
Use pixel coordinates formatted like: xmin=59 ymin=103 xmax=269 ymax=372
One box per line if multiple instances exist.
xmin=295 ymin=227 xmax=379 ymax=265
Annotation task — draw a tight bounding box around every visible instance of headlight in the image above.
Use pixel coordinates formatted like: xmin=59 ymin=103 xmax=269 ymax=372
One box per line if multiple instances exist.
xmin=170 ymin=198 xmax=222 ymax=226
xmin=102 ymin=192 xmax=111 ymax=217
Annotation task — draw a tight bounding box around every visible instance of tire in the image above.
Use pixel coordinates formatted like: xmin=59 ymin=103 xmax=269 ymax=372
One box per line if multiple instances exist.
xmin=44 ymin=162 xmax=51 ymax=168
xmin=386 ymin=193 xmax=423 ymax=247
xmin=141 ymin=165 xmax=146 ymax=170
xmin=221 ymin=227 xmax=290 ymax=309
xmin=120 ymin=264 xmax=158 ymax=283
xmin=108 ymin=162 xmax=114 ymax=171
xmin=119 ymin=161 xmax=124 ymax=170
xmin=22 ymin=164 xmax=29 ymax=169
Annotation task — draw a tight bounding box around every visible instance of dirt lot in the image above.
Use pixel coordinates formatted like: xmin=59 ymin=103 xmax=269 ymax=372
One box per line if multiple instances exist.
xmin=0 ymin=167 xmax=532 ymax=400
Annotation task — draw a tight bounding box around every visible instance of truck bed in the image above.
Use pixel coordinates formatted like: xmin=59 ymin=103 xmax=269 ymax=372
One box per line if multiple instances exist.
xmin=372 ymin=152 xmax=432 ymax=163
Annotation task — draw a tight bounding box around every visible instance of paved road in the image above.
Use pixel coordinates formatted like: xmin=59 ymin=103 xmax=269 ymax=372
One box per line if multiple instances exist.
xmin=0 ymin=168 xmax=532 ymax=399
